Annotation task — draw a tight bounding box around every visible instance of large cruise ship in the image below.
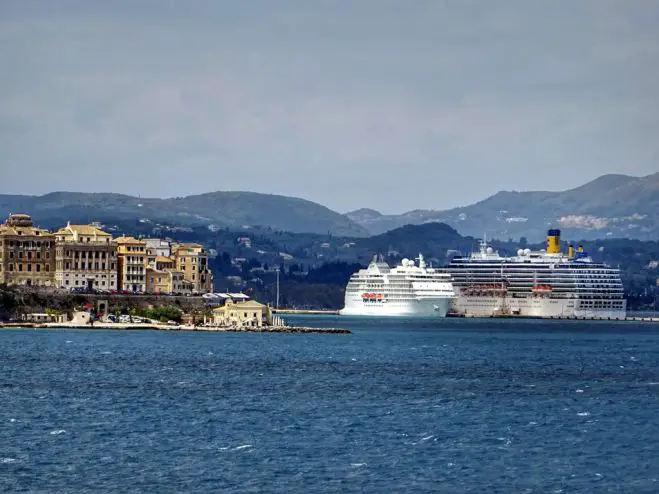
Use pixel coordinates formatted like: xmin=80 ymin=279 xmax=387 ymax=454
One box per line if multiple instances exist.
xmin=340 ymin=254 xmax=455 ymax=317
xmin=443 ymin=229 xmax=626 ymax=318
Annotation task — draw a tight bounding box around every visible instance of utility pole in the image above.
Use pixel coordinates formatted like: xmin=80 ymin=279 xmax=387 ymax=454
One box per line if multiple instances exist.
xmin=276 ymin=267 xmax=280 ymax=309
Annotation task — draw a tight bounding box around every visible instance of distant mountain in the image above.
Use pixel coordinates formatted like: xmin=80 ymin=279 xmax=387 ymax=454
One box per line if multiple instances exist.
xmin=0 ymin=191 xmax=369 ymax=237
xmin=346 ymin=172 xmax=659 ymax=241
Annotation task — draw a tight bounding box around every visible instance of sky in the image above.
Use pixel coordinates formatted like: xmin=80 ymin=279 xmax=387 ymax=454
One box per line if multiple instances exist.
xmin=1 ymin=1 xmax=658 ymax=214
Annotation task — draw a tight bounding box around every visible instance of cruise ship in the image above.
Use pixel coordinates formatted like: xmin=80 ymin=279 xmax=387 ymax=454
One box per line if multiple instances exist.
xmin=443 ymin=229 xmax=626 ymax=318
xmin=340 ymin=254 xmax=455 ymax=317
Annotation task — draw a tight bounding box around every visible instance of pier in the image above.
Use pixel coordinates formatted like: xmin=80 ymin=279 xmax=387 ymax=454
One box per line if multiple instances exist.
xmin=0 ymin=321 xmax=351 ymax=334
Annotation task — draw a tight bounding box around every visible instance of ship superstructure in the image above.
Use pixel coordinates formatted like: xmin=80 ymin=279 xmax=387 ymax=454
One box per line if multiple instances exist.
xmin=340 ymin=254 xmax=455 ymax=317
xmin=443 ymin=229 xmax=626 ymax=318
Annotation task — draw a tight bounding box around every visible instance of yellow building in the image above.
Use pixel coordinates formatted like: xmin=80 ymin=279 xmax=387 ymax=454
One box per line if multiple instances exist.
xmin=0 ymin=214 xmax=55 ymax=287
xmin=145 ymin=268 xmax=192 ymax=295
xmin=54 ymin=222 xmax=117 ymax=290
xmin=116 ymin=236 xmax=147 ymax=293
xmin=172 ymin=243 xmax=213 ymax=294
xmin=212 ymin=299 xmax=267 ymax=327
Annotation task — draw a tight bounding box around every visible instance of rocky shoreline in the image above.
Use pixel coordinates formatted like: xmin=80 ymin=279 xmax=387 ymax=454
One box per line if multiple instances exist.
xmin=0 ymin=322 xmax=351 ymax=334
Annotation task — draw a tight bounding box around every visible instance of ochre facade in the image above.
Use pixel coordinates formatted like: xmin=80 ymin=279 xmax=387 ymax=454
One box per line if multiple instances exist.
xmin=0 ymin=214 xmax=55 ymax=286
xmin=116 ymin=236 xmax=147 ymax=293
xmin=172 ymin=243 xmax=214 ymax=294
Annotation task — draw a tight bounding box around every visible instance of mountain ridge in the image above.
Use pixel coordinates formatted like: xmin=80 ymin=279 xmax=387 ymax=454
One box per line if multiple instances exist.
xmin=0 ymin=190 xmax=370 ymax=237
xmin=346 ymin=172 xmax=659 ymax=240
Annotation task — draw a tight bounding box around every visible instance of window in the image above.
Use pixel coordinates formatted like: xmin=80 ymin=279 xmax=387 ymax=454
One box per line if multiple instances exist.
xmin=18 ymin=264 xmax=23 ymax=271
xmin=65 ymin=280 xmax=69 ymax=285
xmin=36 ymin=264 xmax=41 ymax=272
xmin=19 ymin=252 xmax=23 ymax=259
xmin=27 ymin=252 xmax=32 ymax=260
xmin=27 ymin=264 xmax=32 ymax=272
xmin=9 ymin=264 xmax=13 ymax=272
xmin=45 ymin=265 xmax=49 ymax=272
xmin=37 ymin=252 xmax=41 ymax=259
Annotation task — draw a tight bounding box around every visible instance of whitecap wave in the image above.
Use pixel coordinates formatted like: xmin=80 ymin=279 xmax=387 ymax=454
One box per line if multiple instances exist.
xmin=50 ymin=429 xmax=67 ymax=435
xmin=233 ymin=444 xmax=253 ymax=451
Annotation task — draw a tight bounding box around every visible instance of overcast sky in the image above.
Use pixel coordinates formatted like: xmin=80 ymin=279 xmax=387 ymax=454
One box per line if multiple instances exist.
xmin=1 ymin=1 xmax=658 ymax=214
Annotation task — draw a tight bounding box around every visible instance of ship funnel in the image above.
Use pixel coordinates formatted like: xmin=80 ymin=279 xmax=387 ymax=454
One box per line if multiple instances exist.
xmin=568 ymin=244 xmax=574 ymax=258
xmin=547 ymin=229 xmax=561 ymax=254
xmin=577 ymin=245 xmax=584 ymax=253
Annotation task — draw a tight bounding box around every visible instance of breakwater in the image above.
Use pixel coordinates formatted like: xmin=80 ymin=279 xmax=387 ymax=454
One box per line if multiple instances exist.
xmin=0 ymin=322 xmax=351 ymax=334
xmin=272 ymin=308 xmax=340 ymax=315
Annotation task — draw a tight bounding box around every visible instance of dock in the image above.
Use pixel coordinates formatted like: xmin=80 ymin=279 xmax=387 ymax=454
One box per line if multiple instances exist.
xmin=0 ymin=322 xmax=351 ymax=334
xmin=271 ymin=309 xmax=340 ymax=315
xmin=454 ymin=313 xmax=659 ymax=322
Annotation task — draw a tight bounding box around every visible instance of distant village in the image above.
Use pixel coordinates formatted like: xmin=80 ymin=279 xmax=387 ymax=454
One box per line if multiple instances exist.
xmin=0 ymin=213 xmax=280 ymax=329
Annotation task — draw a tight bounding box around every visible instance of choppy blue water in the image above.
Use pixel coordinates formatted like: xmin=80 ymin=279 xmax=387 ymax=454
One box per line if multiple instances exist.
xmin=1 ymin=317 xmax=659 ymax=493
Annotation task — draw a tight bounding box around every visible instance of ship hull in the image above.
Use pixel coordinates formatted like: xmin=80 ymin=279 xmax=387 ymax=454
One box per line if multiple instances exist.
xmin=453 ymin=296 xmax=626 ymax=319
xmin=340 ymin=297 xmax=453 ymax=317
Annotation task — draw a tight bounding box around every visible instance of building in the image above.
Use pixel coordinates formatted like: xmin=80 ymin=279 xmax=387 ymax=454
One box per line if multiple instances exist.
xmin=116 ymin=236 xmax=147 ymax=293
xmin=22 ymin=312 xmax=67 ymax=323
xmin=54 ymin=222 xmax=117 ymax=291
xmin=172 ymin=243 xmax=213 ymax=294
xmin=211 ymin=298 xmax=267 ymax=327
xmin=0 ymin=214 xmax=55 ymax=287
xmin=144 ymin=238 xmax=171 ymax=258
xmin=145 ymin=267 xmax=192 ymax=295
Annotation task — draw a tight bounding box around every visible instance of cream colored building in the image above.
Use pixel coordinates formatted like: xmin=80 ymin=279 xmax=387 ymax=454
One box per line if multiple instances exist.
xmin=0 ymin=214 xmax=56 ymax=287
xmin=116 ymin=236 xmax=147 ymax=293
xmin=54 ymin=222 xmax=117 ymax=290
xmin=212 ymin=299 xmax=267 ymax=327
xmin=146 ymin=267 xmax=192 ymax=295
xmin=172 ymin=243 xmax=213 ymax=294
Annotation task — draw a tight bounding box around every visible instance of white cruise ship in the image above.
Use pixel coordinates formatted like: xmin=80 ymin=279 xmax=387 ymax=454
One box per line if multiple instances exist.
xmin=340 ymin=254 xmax=455 ymax=317
xmin=442 ymin=229 xmax=626 ymax=319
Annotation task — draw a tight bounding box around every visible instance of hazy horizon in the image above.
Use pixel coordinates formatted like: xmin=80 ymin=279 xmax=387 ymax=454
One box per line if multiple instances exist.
xmin=1 ymin=1 xmax=658 ymax=214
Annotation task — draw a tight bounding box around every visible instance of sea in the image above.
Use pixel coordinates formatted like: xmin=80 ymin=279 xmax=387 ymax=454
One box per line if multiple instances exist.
xmin=1 ymin=316 xmax=658 ymax=493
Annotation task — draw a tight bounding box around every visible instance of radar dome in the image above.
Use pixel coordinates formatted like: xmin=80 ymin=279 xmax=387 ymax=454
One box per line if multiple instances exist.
xmin=523 ymin=248 xmax=531 ymax=255
xmin=486 ymin=247 xmax=493 ymax=254
xmin=517 ymin=249 xmax=524 ymax=256
xmin=408 ymin=260 xmax=415 ymax=266
xmin=401 ymin=258 xmax=409 ymax=266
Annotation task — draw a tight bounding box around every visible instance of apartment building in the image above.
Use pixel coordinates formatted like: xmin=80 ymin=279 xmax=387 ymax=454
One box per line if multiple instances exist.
xmin=144 ymin=238 xmax=171 ymax=257
xmin=116 ymin=236 xmax=147 ymax=293
xmin=172 ymin=243 xmax=213 ymax=294
xmin=54 ymin=222 xmax=117 ymax=290
xmin=0 ymin=214 xmax=55 ymax=286
xmin=145 ymin=267 xmax=192 ymax=295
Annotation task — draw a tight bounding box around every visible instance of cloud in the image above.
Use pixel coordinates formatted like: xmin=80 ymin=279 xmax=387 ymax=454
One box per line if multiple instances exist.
xmin=0 ymin=0 xmax=658 ymax=213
